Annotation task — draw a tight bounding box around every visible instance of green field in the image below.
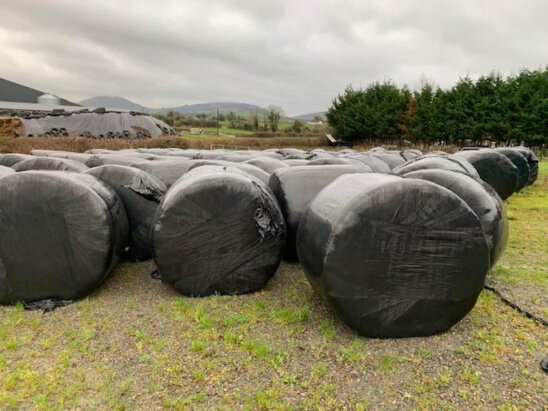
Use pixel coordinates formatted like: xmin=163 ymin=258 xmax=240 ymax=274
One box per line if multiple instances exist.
xmin=0 ymin=163 xmax=545 ymax=410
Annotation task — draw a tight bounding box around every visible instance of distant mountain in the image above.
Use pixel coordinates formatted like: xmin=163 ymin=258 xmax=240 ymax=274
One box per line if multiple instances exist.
xmin=292 ymin=111 xmax=326 ymax=121
xmin=78 ymin=96 xmax=146 ymax=111
xmin=79 ymin=96 xmax=266 ymax=115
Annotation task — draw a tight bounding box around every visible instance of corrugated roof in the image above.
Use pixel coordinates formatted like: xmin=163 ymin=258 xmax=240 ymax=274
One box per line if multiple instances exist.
xmin=0 ymin=101 xmax=128 ymax=112
xmin=0 ymin=78 xmax=80 ymax=106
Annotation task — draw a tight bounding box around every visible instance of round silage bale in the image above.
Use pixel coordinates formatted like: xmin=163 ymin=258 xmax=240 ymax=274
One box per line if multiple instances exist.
xmin=512 ymin=147 xmax=539 ymax=185
xmin=297 ymin=173 xmax=490 ymax=338
xmin=0 ymin=165 xmax=15 ymax=178
xmin=455 ymin=150 xmax=518 ymax=200
xmin=187 ymin=160 xmax=270 ymax=184
xmin=307 ymin=158 xmax=361 ymax=166
xmin=12 ymin=157 xmax=89 ymax=172
xmin=345 ymin=154 xmax=391 ymax=173
xmin=30 ymin=150 xmax=91 ymax=164
xmin=284 ymin=159 xmax=310 ymax=166
xmin=86 ymin=154 xmax=149 ymax=168
xmin=152 ymin=171 xmax=285 ymax=296
xmin=85 ymin=165 xmax=167 ymax=261
xmin=0 ymin=171 xmax=128 ymax=304
xmin=268 ymin=164 xmax=370 ymax=261
xmin=131 ymin=159 xmax=192 ymax=187
xmin=403 ymin=169 xmax=508 ymax=267
xmin=393 ymin=153 xmax=481 ymax=179
xmin=368 ymin=152 xmax=406 ymax=170
xmin=0 ymin=153 xmax=35 ymax=167
xmin=244 ymin=157 xmax=289 ymax=174
xmin=493 ymin=148 xmax=530 ymax=191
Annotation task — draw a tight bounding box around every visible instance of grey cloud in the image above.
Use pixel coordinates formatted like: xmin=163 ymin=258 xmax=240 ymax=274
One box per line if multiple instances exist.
xmin=0 ymin=0 xmax=546 ymax=115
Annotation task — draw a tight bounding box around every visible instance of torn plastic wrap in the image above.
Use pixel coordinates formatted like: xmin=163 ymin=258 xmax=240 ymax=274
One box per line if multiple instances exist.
xmin=85 ymin=165 xmax=167 ymax=261
xmin=512 ymin=147 xmax=539 ymax=185
xmin=152 ymin=171 xmax=285 ymax=296
xmin=393 ymin=153 xmax=481 ymax=180
xmin=131 ymin=159 xmax=192 ymax=187
xmin=12 ymin=157 xmax=89 ymax=172
xmin=455 ymin=150 xmax=518 ymax=200
xmin=403 ymin=169 xmax=508 ymax=267
xmin=0 ymin=153 xmax=34 ymax=167
xmin=268 ymin=164 xmax=371 ymax=261
xmin=0 ymin=166 xmax=15 ymax=178
xmin=187 ymin=160 xmax=270 ymax=185
xmin=0 ymin=171 xmax=128 ymax=304
xmin=244 ymin=157 xmax=289 ymax=174
xmin=493 ymin=148 xmax=530 ymax=191
xmin=297 ymin=173 xmax=490 ymax=338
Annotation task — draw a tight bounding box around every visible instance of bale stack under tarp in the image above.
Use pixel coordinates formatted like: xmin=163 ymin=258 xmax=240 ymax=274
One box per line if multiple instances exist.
xmin=21 ymin=111 xmax=175 ymax=138
xmin=297 ymin=173 xmax=490 ymax=338
xmin=152 ymin=170 xmax=285 ymax=296
xmin=0 ymin=171 xmax=128 ymax=304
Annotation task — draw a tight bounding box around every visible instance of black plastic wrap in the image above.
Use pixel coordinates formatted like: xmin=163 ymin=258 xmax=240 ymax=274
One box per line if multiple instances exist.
xmin=455 ymin=150 xmax=518 ymax=200
xmin=494 ymin=148 xmax=530 ymax=191
xmin=393 ymin=153 xmax=481 ymax=180
xmin=131 ymin=159 xmax=192 ymax=187
xmin=187 ymin=160 xmax=270 ymax=185
xmin=85 ymin=165 xmax=167 ymax=261
xmin=297 ymin=173 xmax=490 ymax=338
xmin=0 ymin=166 xmax=15 ymax=178
xmin=152 ymin=171 xmax=285 ymax=296
xmin=12 ymin=157 xmax=89 ymax=172
xmin=512 ymin=147 xmax=539 ymax=185
xmin=345 ymin=154 xmax=391 ymax=173
xmin=0 ymin=171 xmax=128 ymax=304
xmin=268 ymin=164 xmax=370 ymax=261
xmin=403 ymin=169 xmax=508 ymax=266
xmin=244 ymin=157 xmax=289 ymax=174
xmin=0 ymin=153 xmax=34 ymax=167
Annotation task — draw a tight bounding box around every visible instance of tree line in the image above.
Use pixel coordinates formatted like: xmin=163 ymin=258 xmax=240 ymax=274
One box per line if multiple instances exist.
xmin=326 ymin=67 xmax=547 ymax=146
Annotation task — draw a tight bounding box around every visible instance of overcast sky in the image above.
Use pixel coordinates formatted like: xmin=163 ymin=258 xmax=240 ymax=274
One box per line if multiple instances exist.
xmin=1 ymin=0 xmax=546 ymax=116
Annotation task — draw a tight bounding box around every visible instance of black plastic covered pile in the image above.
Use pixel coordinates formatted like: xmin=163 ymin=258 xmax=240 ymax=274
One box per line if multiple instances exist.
xmin=152 ymin=170 xmax=285 ymax=296
xmin=0 ymin=171 xmax=128 ymax=303
xmin=297 ymin=173 xmax=490 ymax=338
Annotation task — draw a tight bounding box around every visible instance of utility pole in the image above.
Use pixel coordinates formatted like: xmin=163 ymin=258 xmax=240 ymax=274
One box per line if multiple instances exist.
xmin=216 ymin=107 xmax=219 ymax=136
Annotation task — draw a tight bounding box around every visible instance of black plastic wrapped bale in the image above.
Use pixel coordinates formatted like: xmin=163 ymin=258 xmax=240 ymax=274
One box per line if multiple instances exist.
xmin=345 ymin=154 xmax=391 ymax=173
xmin=12 ymin=157 xmax=89 ymax=172
xmin=307 ymin=158 xmax=361 ymax=166
xmin=0 ymin=153 xmax=34 ymax=167
xmin=368 ymin=152 xmax=405 ymax=170
xmin=85 ymin=165 xmax=167 ymax=261
xmin=393 ymin=154 xmax=481 ymax=180
xmin=152 ymin=171 xmax=285 ymax=296
xmin=269 ymin=164 xmax=370 ymax=261
xmin=31 ymin=149 xmax=91 ymax=164
xmin=284 ymin=159 xmax=310 ymax=166
xmin=244 ymin=157 xmax=289 ymax=174
xmin=187 ymin=160 xmax=270 ymax=185
xmin=493 ymin=148 xmax=530 ymax=191
xmin=403 ymin=169 xmax=508 ymax=267
xmin=297 ymin=173 xmax=490 ymax=338
xmin=0 ymin=171 xmax=128 ymax=304
xmin=131 ymin=159 xmax=192 ymax=187
xmin=0 ymin=166 xmax=15 ymax=178
xmin=512 ymin=147 xmax=539 ymax=185
xmin=86 ymin=154 xmax=149 ymax=168
xmin=455 ymin=150 xmax=518 ymax=200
